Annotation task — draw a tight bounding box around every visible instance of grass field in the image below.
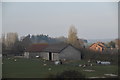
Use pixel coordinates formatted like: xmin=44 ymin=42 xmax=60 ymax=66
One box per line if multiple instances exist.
xmin=2 ymin=57 xmax=118 ymax=78
xmin=0 ymin=57 xmax=2 ymax=79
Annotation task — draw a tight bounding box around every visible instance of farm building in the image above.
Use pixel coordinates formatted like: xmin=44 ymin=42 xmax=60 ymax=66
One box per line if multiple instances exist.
xmin=24 ymin=43 xmax=81 ymax=61
xmin=24 ymin=43 xmax=48 ymax=58
xmin=89 ymin=42 xmax=106 ymax=52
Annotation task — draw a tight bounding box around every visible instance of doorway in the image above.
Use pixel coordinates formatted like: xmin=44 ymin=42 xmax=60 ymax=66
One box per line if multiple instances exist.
xmin=49 ymin=52 xmax=52 ymax=60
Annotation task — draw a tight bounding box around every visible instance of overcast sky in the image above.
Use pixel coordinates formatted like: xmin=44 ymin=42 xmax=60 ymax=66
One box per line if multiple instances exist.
xmin=2 ymin=2 xmax=118 ymax=39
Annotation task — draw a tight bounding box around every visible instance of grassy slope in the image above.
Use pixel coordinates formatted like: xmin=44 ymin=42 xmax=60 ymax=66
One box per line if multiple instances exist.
xmin=2 ymin=58 xmax=118 ymax=78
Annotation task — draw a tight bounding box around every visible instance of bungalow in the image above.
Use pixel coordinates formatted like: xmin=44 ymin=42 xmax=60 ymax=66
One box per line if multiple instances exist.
xmin=89 ymin=42 xmax=106 ymax=52
xmin=24 ymin=43 xmax=81 ymax=61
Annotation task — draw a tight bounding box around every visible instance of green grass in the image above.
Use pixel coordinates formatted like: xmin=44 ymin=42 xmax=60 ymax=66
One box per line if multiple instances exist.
xmin=2 ymin=57 xmax=118 ymax=78
xmin=0 ymin=57 xmax=2 ymax=78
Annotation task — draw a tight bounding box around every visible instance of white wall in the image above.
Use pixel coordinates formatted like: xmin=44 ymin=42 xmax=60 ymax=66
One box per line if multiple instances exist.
xmin=24 ymin=52 xmax=29 ymax=58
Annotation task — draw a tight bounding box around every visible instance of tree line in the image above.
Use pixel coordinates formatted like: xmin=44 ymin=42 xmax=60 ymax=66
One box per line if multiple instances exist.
xmin=1 ymin=25 xmax=119 ymax=57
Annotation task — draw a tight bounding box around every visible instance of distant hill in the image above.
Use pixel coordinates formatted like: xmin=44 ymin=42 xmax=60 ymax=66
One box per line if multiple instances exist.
xmin=87 ymin=39 xmax=115 ymax=44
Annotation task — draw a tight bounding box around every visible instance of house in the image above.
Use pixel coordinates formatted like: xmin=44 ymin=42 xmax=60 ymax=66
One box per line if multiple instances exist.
xmin=24 ymin=43 xmax=81 ymax=61
xmin=89 ymin=42 xmax=106 ymax=52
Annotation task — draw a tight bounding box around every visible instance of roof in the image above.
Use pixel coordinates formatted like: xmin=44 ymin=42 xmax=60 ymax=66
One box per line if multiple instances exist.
xmin=43 ymin=43 xmax=69 ymax=53
xmin=89 ymin=42 xmax=106 ymax=48
xmin=26 ymin=43 xmax=80 ymax=53
xmin=25 ymin=43 xmax=48 ymax=52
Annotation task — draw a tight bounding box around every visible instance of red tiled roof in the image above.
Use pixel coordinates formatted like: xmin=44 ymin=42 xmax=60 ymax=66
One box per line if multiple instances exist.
xmin=25 ymin=43 xmax=48 ymax=52
xmin=89 ymin=42 xmax=106 ymax=48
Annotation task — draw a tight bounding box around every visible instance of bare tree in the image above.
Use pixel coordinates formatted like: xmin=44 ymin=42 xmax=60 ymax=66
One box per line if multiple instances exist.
xmin=2 ymin=33 xmax=6 ymax=51
xmin=115 ymin=39 xmax=120 ymax=49
xmin=5 ymin=32 xmax=18 ymax=49
xmin=2 ymin=33 xmax=5 ymax=44
xmin=67 ymin=25 xmax=80 ymax=48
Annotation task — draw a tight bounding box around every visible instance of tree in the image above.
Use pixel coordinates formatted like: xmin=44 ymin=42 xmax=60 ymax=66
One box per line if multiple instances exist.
xmin=107 ymin=41 xmax=116 ymax=48
xmin=56 ymin=36 xmax=67 ymax=42
xmin=2 ymin=32 xmax=25 ymax=56
xmin=115 ymin=39 xmax=120 ymax=49
xmin=67 ymin=25 xmax=80 ymax=48
xmin=11 ymin=41 xmax=25 ymax=55
xmin=5 ymin=32 xmax=18 ymax=49
xmin=2 ymin=33 xmax=6 ymax=51
xmin=21 ymin=34 xmax=32 ymax=48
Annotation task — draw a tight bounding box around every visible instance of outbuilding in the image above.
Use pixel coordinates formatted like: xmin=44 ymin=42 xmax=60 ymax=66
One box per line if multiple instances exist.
xmin=24 ymin=43 xmax=81 ymax=61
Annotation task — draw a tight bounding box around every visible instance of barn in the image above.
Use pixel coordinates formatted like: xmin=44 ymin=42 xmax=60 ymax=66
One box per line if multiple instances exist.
xmin=24 ymin=43 xmax=48 ymax=58
xmin=24 ymin=43 xmax=81 ymax=61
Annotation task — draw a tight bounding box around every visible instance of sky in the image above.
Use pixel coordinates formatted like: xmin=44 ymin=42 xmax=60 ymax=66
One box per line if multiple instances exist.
xmin=118 ymin=1 xmax=120 ymax=39
xmin=2 ymin=2 xmax=118 ymax=39
xmin=0 ymin=2 xmax=2 ymax=39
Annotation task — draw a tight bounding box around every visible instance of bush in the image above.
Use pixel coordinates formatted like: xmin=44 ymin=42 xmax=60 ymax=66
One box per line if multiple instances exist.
xmin=80 ymin=48 xmax=118 ymax=64
xmin=47 ymin=70 xmax=85 ymax=79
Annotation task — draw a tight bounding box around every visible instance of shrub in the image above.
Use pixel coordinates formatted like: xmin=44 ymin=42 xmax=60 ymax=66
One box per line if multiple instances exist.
xmin=80 ymin=48 xmax=118 ymax=64
xmin=47 ymin=70 xmax=85 ymax=79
